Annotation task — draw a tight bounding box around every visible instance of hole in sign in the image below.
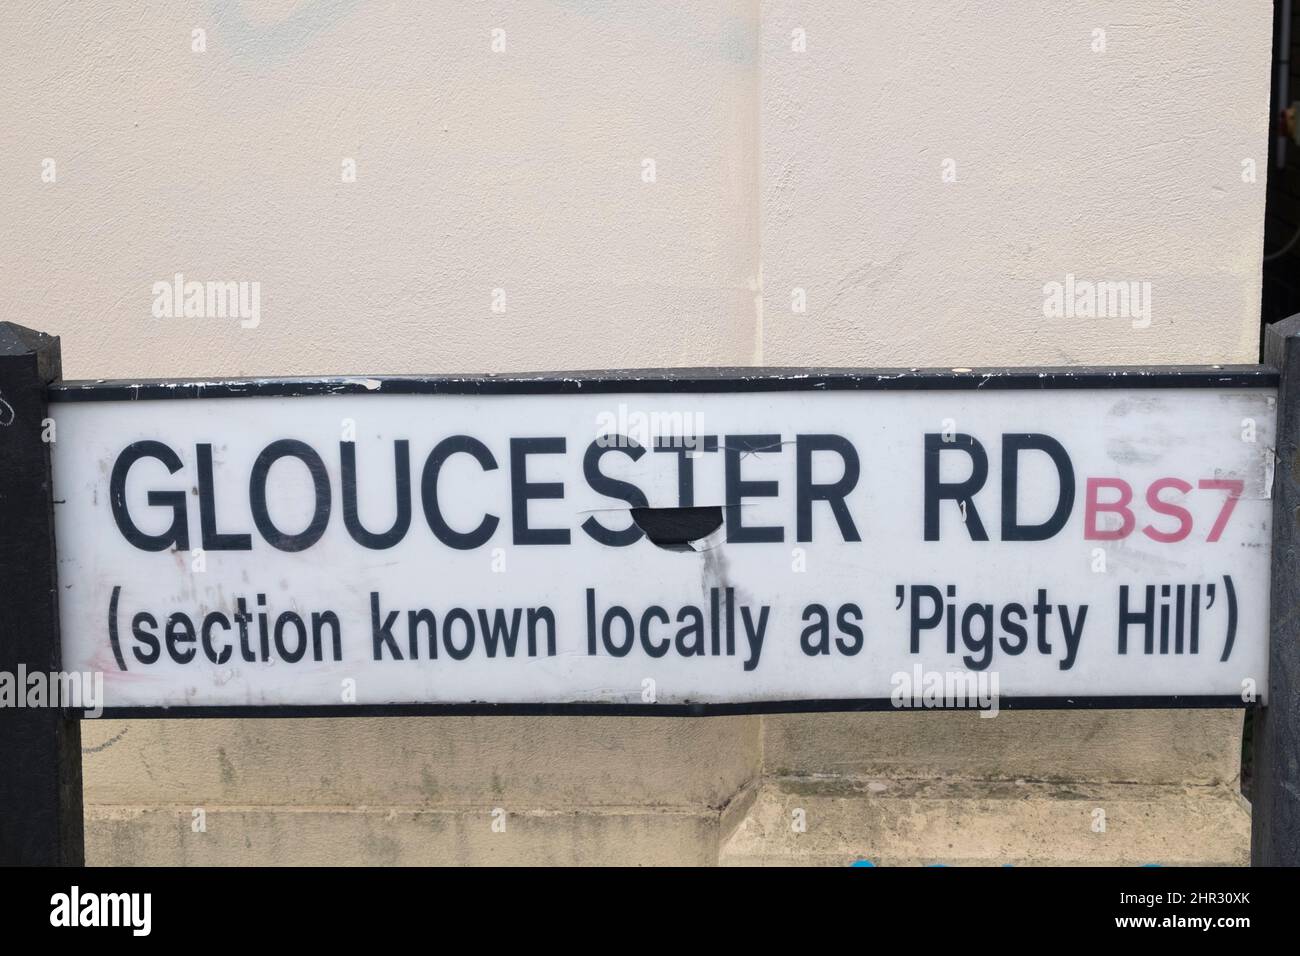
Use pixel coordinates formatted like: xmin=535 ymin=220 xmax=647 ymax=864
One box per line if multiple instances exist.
xmin=630 ymin=505 xmax=724 ymax=552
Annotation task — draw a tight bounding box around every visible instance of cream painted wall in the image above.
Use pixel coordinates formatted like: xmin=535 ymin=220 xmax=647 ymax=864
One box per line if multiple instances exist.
xmin=2 ymin=1 xmax=1272 ymax=375
xmin=759 ymin=1 xmax=1274 ymax=366
xmin=3 ymin=0 xmax=762 ymax=377
xmin=0 ymin=1 xmax=1275 ymax=864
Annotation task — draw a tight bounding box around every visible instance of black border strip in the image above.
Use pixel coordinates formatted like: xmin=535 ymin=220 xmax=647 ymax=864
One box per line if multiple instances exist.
xmin=80 ymin=695 xmax=1247 ymax=719
xmin=49 ymin=364 xmax=1277 ymax=401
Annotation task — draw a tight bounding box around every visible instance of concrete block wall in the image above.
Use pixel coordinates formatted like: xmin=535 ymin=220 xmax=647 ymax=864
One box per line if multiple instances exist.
xmin=84 ymin=717 xmax=760 ymax=864
xmin=728 ymin=711 xmax=1250 ymax=865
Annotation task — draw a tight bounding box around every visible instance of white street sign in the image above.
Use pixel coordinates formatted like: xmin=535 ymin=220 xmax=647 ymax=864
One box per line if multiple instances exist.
xmin=50 ymin=376 xmax=1275 ymax=712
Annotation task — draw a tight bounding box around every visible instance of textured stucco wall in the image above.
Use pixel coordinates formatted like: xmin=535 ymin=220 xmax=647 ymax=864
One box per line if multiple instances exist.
xmin=2 ymin=1 xmax=1273 ymax=370
xmin=759 ymin=0 xmax=1273 ymax=366
xmin=2 ymin=0 xmax=762 ymax=376
xmin=0 ymin=1 xmax=1275 ymax=864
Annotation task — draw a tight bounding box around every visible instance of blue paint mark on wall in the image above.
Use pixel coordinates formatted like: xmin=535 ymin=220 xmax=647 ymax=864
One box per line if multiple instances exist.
xmin=208 ymin=0 xmax=365 ymax=63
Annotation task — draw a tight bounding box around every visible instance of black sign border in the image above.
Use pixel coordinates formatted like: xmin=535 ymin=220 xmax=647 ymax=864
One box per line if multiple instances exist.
xmin=50 ymin=365 xmax=1276 ymax=402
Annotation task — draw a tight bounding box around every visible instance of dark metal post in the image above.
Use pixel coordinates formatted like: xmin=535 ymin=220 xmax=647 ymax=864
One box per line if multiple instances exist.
xmin=0 ymin=322 xmax=82 ymax=865
xmin=1255 ymin=314 xmax=1300 ymax=865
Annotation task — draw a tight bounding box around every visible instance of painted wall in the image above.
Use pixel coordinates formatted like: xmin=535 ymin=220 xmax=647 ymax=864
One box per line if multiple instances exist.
xmin=0 ymin=0 xmax=1274 ymax=863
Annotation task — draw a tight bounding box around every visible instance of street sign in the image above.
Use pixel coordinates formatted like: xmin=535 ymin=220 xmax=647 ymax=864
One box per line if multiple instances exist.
xmin=48 ymin=369 xmax=1275 ymax=714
